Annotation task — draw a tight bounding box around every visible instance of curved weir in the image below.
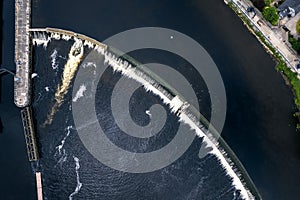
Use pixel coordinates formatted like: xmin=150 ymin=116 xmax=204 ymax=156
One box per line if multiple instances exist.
xmin=30 ymin=27 xmax=261 ymax=200
xmin=105 ymin=47 xmax=260 ymax=200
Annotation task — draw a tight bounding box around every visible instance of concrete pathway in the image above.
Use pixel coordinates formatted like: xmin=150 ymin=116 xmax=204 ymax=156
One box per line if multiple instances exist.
xmin=229 ymin=0 xmax=300 ymax=72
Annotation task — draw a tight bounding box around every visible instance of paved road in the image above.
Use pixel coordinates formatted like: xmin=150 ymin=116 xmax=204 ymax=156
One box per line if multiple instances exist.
xmin=230 ymin=0 xmax=299 ymax=72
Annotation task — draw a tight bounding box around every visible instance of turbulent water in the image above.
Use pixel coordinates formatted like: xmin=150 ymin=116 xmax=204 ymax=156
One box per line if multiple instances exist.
xmin=1 ymin=0 xmax=298 ymax=199
xmin=43 ymin=38 xmax=84 ymax=125
xmin=29 ymin=30 xmax=259 ymax=200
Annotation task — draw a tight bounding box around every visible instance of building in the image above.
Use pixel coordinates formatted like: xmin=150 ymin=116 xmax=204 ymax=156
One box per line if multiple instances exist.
xmin=278 ymin=0 xmax=300 ymax=19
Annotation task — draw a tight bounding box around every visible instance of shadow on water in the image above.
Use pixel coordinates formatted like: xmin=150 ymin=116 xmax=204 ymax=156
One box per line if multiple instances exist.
xmin=0 ymin=0 xmax=3 ymax=103
xmin=0 ymin=116 xmax=3 ymax=133
xmin=0 ymin=0 xmax=3 ymax=66
xmin=0 ymin=76 xmax=1 ymax=103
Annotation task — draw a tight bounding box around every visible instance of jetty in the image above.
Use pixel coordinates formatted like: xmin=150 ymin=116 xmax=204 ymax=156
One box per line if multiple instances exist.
xmin=14 ymin=0 xmax=32 ymax=107
xmin=36 ymin=172 xmax=43 ymax=200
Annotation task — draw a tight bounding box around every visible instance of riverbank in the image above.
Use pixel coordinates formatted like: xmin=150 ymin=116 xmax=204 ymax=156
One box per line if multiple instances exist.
xmin=226 ymin=0 xmax=300 ymax=127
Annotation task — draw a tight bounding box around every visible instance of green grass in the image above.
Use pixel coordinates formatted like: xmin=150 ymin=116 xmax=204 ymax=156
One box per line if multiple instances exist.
xmin=276 ymin=62 xmax=300 ymax=109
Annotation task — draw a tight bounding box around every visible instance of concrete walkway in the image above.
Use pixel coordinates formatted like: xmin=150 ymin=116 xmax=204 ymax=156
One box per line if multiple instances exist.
xmin=227 ymin=0 xmax=300 ymax=72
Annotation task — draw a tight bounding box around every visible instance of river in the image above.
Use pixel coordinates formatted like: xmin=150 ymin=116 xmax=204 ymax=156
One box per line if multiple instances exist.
xmin=1 ymin=0 xmax=300 ymax=199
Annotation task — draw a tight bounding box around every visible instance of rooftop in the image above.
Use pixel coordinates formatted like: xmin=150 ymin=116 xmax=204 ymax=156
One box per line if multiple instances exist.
xmin=279 ymin=0 xmax=300 ymax=14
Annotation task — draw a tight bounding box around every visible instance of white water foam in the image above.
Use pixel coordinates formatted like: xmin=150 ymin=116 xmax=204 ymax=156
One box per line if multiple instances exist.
xmin=72 ymin=84 xmax=87 ymax=102
xmin=82 ymin=62 xmax=97 ymax=69
xmin=179 ymin=114 xmax=253 ymax=199
xmin=32 ymin=30 xmax=105 ymax=51
xmin=56 ymin=126 xmax=72 ymax=155
xmin=56 ymin=149 xmax=68 ymax=167
xmin=30 ymin=31 xmax=253 ymax=199
xmin=31 ymin=73 xmax=38 ymax=78
xmin=54 ymin=126 xmax=72 ymax=168
xmin=44 ymin=39 xmax=84 ymax=125
xmin=32 ymin=31 xmax=72 ymax=48
xmin=62 ymin=34 xmax=72 ymax=41
xmin=32 ymin=32 xmax=51 ymax=48
xmin=145 ymin=110 xmax=152 ymax=118
xmin=100 ymin=50 xmax=254 ymax=200
xmin=50 ymin=49 xmax=59 ymax=70
xmin=69 ymin=156 xmax=83 ymax=200
xmin=51 ymin=32 xmax=61 ymax=40
xmin=84 ymin=40 xmax=94 ymax=49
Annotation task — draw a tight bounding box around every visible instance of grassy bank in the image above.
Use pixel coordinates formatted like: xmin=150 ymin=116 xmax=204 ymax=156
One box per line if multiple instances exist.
xmin=276 ymin=62 xmax=300 ymax=110
xmin=228 ymin=1 xmax=300 ymax=126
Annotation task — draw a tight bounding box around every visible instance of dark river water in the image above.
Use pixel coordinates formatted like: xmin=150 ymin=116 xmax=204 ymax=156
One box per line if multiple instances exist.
xmin=1 ymin=0 xmax=300 ymax=200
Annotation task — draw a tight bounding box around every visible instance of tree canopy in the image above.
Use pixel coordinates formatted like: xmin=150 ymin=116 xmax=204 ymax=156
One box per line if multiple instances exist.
xmin=264 ymin=0 xmax=273 ymax=6
xmin=262 ymin=6 xmax=279 ymax=25
xmin=289 ymin=35 xmax=300 ymax=52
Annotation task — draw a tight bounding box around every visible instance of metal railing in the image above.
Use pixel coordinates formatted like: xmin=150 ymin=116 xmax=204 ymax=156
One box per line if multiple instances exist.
xmin=0 ymin=68 xmax=15 ymax=76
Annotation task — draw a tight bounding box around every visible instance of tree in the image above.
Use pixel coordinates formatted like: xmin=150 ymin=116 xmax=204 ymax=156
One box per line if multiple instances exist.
xmin=288 ymin=35 xmax=300 ymax=52
xmin=296 ymin=19 xmax=300 ymax=35
xmin=251 ymin=0 xmax=266 ymax=11
xmin=264 ymin=0 xmax=273 ymax=6
xmin=296 ymin=123 xmax=300 ymax=130
xmin=262 ymin=6 xmax=279 ymax=25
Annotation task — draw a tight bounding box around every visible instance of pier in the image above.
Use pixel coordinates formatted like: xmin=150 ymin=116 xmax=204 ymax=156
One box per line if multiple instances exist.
xmin=14 ymin=1 xmax=47 ymax=199
xmin=36 ymin=172 xmax=43 ymax=200
xmin=20 ymin=106 xmax=39 ymax=161
xmin=14 ymin=0 xmax=32 ymax=107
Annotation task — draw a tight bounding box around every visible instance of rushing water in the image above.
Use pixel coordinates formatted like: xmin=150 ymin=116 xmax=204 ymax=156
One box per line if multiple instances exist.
xmin=1 ymin=0 xmax=300 ymax=200
xmin=31 ymin=30 xmax=252 ymax=199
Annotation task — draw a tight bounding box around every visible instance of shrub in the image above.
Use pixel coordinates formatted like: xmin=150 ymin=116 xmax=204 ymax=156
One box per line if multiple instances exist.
xmin=276 ymin=62 xmax=300 ymax=110
xmin=264 ymin=0 xmax=273 ymax=6
xmin=288 ymin=35 xmax=300 ymax=52
xmin=251 ymin=0 xmax=266 ymax=11
xmin=262 ymin=6 xmax=279 ymax=25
